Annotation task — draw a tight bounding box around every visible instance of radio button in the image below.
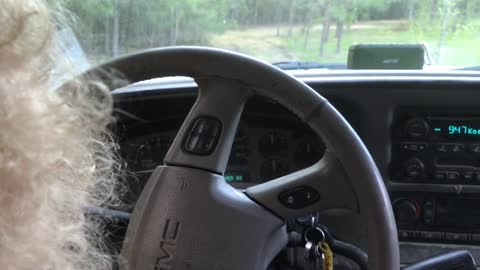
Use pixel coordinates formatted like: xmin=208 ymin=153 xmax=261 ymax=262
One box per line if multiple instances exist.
xmin=405 ymin=118 xmax=429 ymax=138
xmin=400 ymin=143 xmax=409 ymax=150
xmin=474 ymin=173 xmax=480 ymax=184
xmin=433 ymin=172 xmax=446 ymax=181
xmin=436 ymin=144 xmax=449 ymax=153
xmin=469 ymin=144 xmax=480 ymax=153
xmin=400 ymin=143 xmax=427 ymax=152
xmin=404 ymin=158 xmax=425 ymax=179
xmin=436 ymin=143 xmax=465 ymax=153
xmin=408 ymin=144 xmax=419 ymax=151
xmin=463 ymin=172 xmax=474 ymax=182
xmin=419 ymin=231 xmax=442 ymax=240
xmin=450 ymin=144 xmax=465 ymax=153
xmin=445 ymin=232 xmax=468 ymax=241
xmin=446 ymin=172 xmax=460 ymax=182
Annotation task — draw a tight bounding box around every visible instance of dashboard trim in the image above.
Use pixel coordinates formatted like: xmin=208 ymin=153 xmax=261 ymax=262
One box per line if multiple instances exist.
xmin=114 ymin=71 xmax=480 ymax=94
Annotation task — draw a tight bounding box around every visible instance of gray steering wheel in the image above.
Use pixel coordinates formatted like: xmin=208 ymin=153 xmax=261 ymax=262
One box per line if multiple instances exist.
xmin=87 ymin=47 xmax=399 ymax=270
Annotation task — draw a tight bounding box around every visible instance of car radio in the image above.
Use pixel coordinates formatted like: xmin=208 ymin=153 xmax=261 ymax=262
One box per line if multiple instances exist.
xmin=392 ymin=192 xmax=480 ymax=244
xmin=391 ymin=110 xmax=480 ymax=184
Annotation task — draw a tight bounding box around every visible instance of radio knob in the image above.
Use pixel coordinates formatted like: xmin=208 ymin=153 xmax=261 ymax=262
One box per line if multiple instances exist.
xmin=404 ymin=158 xmax=425 ymax=179
xmin=405 ymin=118 xmax=429 ymax=138
xmin=393 ymin=199 xmax=419 ymax=225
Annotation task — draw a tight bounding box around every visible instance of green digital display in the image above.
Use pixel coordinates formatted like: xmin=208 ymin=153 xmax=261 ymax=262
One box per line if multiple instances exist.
xmin=446 ymin=125 xmax=480 ymax=136
xmin=224 ymin=174 xmax=244 ymax=182
xmin=429 ymin=118 xmax=480 ymax=139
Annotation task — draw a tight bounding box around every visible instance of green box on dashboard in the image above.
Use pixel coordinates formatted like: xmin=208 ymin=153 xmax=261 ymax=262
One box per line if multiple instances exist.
xmin=348 ymin=44 xmax=425 ymax=70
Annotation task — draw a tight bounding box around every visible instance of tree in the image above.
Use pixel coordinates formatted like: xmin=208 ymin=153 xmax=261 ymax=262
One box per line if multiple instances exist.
xmin=112 ymin=0 xmax=120 ymax=57
xmin=319 ymin=0 xmax=332 ymax=56
xmin=287 ymin=0 xmax=298 ymax=36
xmin=436 ymin=0 xmax=461 ymax=63
xmin=409 ymin=0 xmax=479 ymax=64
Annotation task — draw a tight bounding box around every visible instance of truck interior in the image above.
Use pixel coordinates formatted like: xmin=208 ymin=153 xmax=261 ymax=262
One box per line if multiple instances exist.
xmin=60 ymin=1 xmax=480 ymax=269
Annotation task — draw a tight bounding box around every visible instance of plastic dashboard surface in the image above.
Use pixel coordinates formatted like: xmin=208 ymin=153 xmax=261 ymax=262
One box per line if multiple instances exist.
xmin=113 ymin=72 xmax=480 ymax=266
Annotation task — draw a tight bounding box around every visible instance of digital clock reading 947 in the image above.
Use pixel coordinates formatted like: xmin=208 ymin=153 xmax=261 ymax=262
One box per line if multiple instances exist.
xmin=428 ymin=118 xmax=480 ymax=139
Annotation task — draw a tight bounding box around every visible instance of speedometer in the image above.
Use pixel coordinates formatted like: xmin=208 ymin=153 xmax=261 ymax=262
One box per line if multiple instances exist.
xmin=128 ymin=135 xmax=173 ymax=171
xmin=258 ymin=131 xmax=288 ymax=156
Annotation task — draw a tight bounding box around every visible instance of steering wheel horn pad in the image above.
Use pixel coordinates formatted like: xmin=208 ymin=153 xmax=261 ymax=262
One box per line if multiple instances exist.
xmin=85 ymin=47 xmax=399 ymax=270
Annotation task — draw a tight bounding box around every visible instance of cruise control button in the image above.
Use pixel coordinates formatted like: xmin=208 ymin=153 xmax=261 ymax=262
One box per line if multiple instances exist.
xmin=184 ymin=117 xmax=221 ymax=155
xmin=279 ymin=186 xmax=320 ymax=209
xmin=445 ymin=232 xmax=468 ymax=241
xmin=184 ymin=134 xmax=216 ymax=154
xmin=185 ymin=134 xmax=201 ymax=151
xmin=191 ymin=117 xmax=221 ymax=137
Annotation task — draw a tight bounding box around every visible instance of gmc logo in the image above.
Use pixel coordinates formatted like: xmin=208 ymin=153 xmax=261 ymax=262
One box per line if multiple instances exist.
xmin=153 ymin=219 xmax=181 ymax=270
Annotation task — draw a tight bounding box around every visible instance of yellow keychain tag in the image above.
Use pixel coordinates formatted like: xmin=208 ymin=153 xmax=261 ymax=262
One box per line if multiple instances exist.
xmin=319 ymin=242 xmax=333 ymax=270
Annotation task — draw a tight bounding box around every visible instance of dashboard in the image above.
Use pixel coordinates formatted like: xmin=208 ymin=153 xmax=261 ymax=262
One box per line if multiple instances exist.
xmin=112 ymin=72 xmax=480 ymax=267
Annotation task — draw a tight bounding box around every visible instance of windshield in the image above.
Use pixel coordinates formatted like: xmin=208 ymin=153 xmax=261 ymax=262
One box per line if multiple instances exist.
xmin=60 ymin=0 xmax=480 ymax=71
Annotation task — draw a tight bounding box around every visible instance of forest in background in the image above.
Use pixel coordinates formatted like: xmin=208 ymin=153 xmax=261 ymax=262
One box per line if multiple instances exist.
xmin=55 ymin=0 xmax=480 ymax=66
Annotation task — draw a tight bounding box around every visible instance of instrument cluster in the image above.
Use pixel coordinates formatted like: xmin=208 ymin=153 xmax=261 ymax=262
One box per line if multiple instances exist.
xmin=121 ymin=119 xmax=325 ymax=188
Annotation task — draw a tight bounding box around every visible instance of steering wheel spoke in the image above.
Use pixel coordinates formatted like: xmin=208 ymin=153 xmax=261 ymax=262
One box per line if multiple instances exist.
xmin=246 ymin=151 xmax=359 ymax=220
xmin=163 ymin=77 xmax=253 ymax=174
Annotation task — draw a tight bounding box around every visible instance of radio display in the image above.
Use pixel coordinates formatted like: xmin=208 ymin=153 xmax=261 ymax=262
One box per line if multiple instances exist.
xmin=428 ymin=118 xmax=480 ymax=139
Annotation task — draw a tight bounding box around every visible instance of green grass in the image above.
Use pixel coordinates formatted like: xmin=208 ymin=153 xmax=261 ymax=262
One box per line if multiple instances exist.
xmin=280 ymin=21 xmax=480 ymax=67
xmin=211 ymin=20 xmax=480 ymax=67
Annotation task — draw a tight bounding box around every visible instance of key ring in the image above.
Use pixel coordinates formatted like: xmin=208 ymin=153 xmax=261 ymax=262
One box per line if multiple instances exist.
xmin=315 ymin=242 xmax=324 ymax=257
xmin=304 ymin=226 xmax=326 ymax=244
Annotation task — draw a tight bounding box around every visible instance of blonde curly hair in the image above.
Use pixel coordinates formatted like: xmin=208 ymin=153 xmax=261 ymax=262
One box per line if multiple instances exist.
xmin=0 ymin=0 xmax=120 ymax=269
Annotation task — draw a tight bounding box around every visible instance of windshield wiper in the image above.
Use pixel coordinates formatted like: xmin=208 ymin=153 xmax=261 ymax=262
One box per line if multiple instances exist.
xmin=272 ymin=61 xmax=346 ymax=70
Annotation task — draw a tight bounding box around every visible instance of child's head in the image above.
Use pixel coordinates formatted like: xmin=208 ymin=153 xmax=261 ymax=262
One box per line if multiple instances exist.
xmin=0 ymin=0 xmax=118 ymax=269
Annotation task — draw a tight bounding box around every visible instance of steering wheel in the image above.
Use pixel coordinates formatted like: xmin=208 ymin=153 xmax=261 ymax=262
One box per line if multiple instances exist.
xmin=86 ymin=47 xmax=399 ymax=270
